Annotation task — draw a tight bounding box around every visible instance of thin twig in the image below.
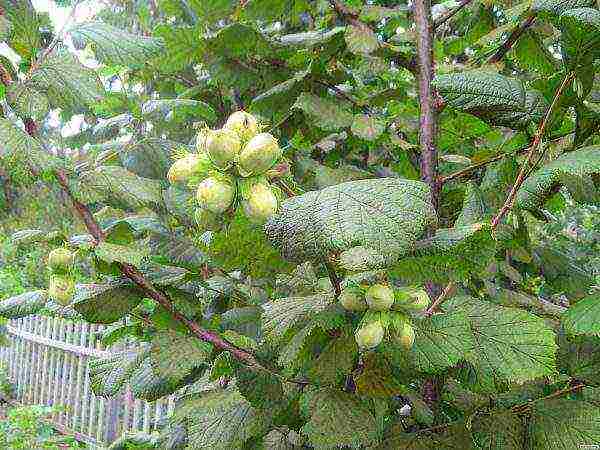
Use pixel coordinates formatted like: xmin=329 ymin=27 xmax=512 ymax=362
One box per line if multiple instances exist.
xmin=325 ymin=261 xmax=342 ymax=298
xmin=433 ymin=0 xmax=475 ymax=30
xmin=491 ymin=71 xmax=575 ymax=230
xmin=488 ymin=16 xmax=536 ymax=64
xmin=439 ymin=130 xmax=574 ymax=184
xmin=424 ymin=282 xmax=457 ymax=317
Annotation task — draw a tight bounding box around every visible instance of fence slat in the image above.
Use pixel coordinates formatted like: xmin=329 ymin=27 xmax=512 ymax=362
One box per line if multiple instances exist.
xmin=1 ymin=316 xmax=178 ymax=446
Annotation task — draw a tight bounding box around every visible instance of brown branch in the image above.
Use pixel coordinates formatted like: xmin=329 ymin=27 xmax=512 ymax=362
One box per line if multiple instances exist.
xmin=424 ymin=282 xmax=457 ymax=317
xmin=488 ymin=16 xmax=536 ymax=64
xmin=414 ymin=0 xmax=440 ymax=211
xmin=433 ymin=0 xmax=475 ymax=30
xmin=325 ymin=260 xmax=342 ymax=298
xmin=491 ymin=71 xmax=575 ymax=230
xmin=439 ymin=130 xmax=574 ymax=184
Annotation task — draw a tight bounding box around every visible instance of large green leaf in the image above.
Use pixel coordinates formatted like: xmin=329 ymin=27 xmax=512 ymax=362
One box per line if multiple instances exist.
xmin=174 ymin=387 xmax=265 ymax=450
xmin=0 ymin=290 xmax=48 ymax=319
xmin=149 ymin=329 xmax=212 ymax=380
xmin=80 ymin=166 xmax=163 ymax=209
xmin=445 ymin=297 xmax=558 ymax=384
xmin=292 ymin=92 xmax=354 ymax=131
xmin=0 ymin=119 xmax=60 ymax=170
xmin=515 ymin=146 xmax=600 ymax=210
xmin=69 ymin=21 xmax=165 ymax=67
xmin=391 ymin=310 xmax=474 ymax=373
xmin=307 ymin=332 xmax=358 ymax=384
xmin=532 ymin=0 xmax=595 ymax=20
xmin=528 ymin=398 xmax=600 ymax=449
xmin=265 ymin=178 xmax=437 ymax=263
xmin=559 ymin=8 xmax=600 ymax=70
xmin=262 ymin=294 xmax=334 ymax=343
xmin=471 ymin=409 xmax=524 ymax=450
xmin=562 ymin=294 xmax=600 ymax=337
xmin=558 ymin=334 xmax=600 ymax=385
xmin=300 ymin=388 xmax=378 ymax=449
xmin=141 ymin=98 xmax=217 ymax=123
xmin=434 ymin=71 xmax=548 ymax=129
xmin=89 ymin=348 xmax=144 ymax=397
xmin=72 ymin=282 xmax=143 ymax=324
xmin=120 ymin=138 xmax=181 ymax=180
xmin=6 ymin=83 xmax=49 ymax=122
xmin=29 ymin=47 xmax=105 ymax=112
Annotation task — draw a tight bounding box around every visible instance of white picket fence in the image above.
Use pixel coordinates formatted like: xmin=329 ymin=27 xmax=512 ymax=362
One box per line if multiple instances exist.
xmin=0 ymin=315 xmax=176 ymax=447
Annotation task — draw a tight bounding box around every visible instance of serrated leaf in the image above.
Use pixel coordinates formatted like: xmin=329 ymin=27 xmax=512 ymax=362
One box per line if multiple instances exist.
xmin=516 ymin=146 xmax=600 ymax=210
xmin=355 ymin=354 xmax=403 ymax=399
xmin=95 ymin=241 xmax=148 ymax=266
xmin=29 ymin=47 xmax=104 ymax=112
xmin=149 ymin=232 xmax=208 ymax=269
xmin=89 ymin=348 xmax=144 ymax=397
xmin=471 ymin=409 xmax=524 ymax=450
xmin=559 ymin=8 xmax=600 ymax=70
xmin=386 ymin=309 xmax=473 ymax=373
xmin=0 ymin=119 xmax=60 ymax=170
xmin=345 ymin=23 xmax=379 ymax=55
xmin=300 ymin=388 xmax=378 ymax=449
xmin=80 ymin=165 xmax=163 ymax=209
xmin=6 ymin=83 xmax=49 ymax=121
xmin=175 ymin=387 xmax=265 ymax=450
xmin=445 ymin=297 xmax=558 ymax=384
xmin=265 ymin=178 xmax=437 ymax=263
xmin=434 ymin=71 xmax=548 ymax=129
xmin=529 ymin=398 xmax=600 ymax=449
xmin=72 ymin=282 xmax=143 ymax=324
xmin=69 ymin=21 xmax=165 ymax=67
xmin=149 ymin=329 xmax=212 ymax=379
xmin=292 ymin=92 xmax=354 ymax=131
xmin=141 ymin=98 xmax=216 ymax=123
xmin=391 ymin=224 xmax=496 ymax=283
xmin=278 ymin=322 xmax=321 ymax=369
xmin=351 ymin=114 xmax=385 ymax=141
xmin=129 ymin=355 xmax=189 ymax=402
xmin=121 ymin=138 xmax=180 ymax=180
xmin=0 ymin=290 xmax=48 ymax=319
xmin=262 ymin=295 xmax=334 ymax=343
xmin=558 ymin=334 xmax=600 ymax=386
xmin=456 ymin=183 xmax=488 ymax=227
xmin=277 ymin=27 xmax=345 ymax=48
xmin=307 ymin=333 xmax=357 ymax=384
xmin=107 ymin=431 xmax=160 ymax=450
xmin=562 ymin=294 xmax=600 ymax=337
xmin=532 ymin=0 xmax=595 ymax=20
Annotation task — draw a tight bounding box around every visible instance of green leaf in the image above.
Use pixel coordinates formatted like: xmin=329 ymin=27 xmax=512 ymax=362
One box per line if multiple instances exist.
xmin=129 ymin=355 xmax=191 ymax=402
xmin=0 ymin=119 xmax=61 ymax=170
xmin=120 ymin=138 xmax=181 ymax=180
xmin=558 ymin=334 xmax=600 ymax=386
xmin=107 ymin=432 xmax=160 ymax=450
xmin=529 ymin=398 xmax=600 ymax=449
xmin=80 ymin=165 xmax=163 ymax=209
xmin=174 ymin=387 xmax=265 ymax=450
xmin=391 ymin=224 xmax=496 ymax=283
xmin=307 ymin=332 xmax=358 ymax=384
xmin=532 ymin=0 xmax=595 ymax=20
xmin=69 ymin=21 xmax=165 ymax=67
xmin=89 ymin=348 xmax=144 ymax=397
xmin=29 ymin=47 xmax=105 ymax=112
xmin=562 ymin=294 xmax=600 ymax=337
xmin=515 ymin=146 xmax=600 ymax=210
xmin=385 ymin=310 xmax=473 ymax=373
xmin=0 ymin=291 xmax=48 ymax=319
xmin=141 ymin=98 xmax=217 ymax=123
xmin=471 ymin=409 xmax=524 ymax=450
xmin=72 ymin=282 xmax=143 ymax=324
xmin=6 ymin=83 xmax=49 ymax=121
xmin=149 ymin=232 xmax=208 ymax=269
xmin=300 ymin=388 xmax=378 ymax=449
xmin=262 ymin=295 xmax=334 ymax=343
xmin=434 ymin=71 xmax=548 ymax=129
xmin=149 ymin=329 xmax=212 ymax=380
xmin=277 ymin=28 xmax=345 ymax=48
xmin=292 ymin=92 xmax=354 ymax=131
xmin=445 ymin=297 xmax=558 ymax=384
xmin=559 ymin=8 xmax=600 ymax=70
xmin=456 ymin=182 xmax=488 ymax=227
xmin=265 ymin=178 xmax=437 ymax=263
xmin=95 ymin=241 xmax=149 ymax=266
xmin=345 ymin=23 xmax=379 ymax=55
